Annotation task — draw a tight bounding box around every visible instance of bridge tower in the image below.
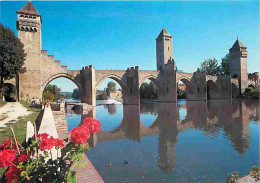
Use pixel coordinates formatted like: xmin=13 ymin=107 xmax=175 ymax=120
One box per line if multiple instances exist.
xmin=229 ymin=39 xmax=248 ymax=94
xmin=16 ymin=1 xmax=42 ymax=100
xmin=156 ymin=28 xmax=174 ymax=71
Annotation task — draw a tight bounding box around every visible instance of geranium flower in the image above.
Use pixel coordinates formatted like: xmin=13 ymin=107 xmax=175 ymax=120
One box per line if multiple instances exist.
xmin=82 ymin=117 xmax=101 ymax=134
xmin=70 ymin=126 xmax=90 ymax=145
xmin=0 ymin=149 xmax=16 ymax=168
xmin=17 ymin=154 xmax=27 ymax=162
xmin=36 ymin=133 xmax=49 ymax=139
xmin=5 ymin=166 xmax=21 ymax=183
xmin=39 ymin=137 xmax=54 ymax=151
xmin=53 ymin=138 xmax=64 ymax=148
xmin=0 ymin=138 xmax=12 ymax=149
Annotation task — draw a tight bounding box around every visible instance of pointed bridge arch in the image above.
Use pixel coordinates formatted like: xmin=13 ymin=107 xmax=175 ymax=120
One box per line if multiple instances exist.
xmin=41 ymin=72 xmax=82 ymax=95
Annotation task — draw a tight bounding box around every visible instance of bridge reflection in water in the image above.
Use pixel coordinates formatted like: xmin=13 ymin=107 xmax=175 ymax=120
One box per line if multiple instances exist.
xmin=66 ymin=99 xmax=259 ymax=182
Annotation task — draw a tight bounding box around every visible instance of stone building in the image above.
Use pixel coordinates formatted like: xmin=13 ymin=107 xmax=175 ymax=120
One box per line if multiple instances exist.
xmin=108 ymin=90 xmax=122 ymax=99
xmin=229 ymin=39 xmax=248 ymax=93
xmin=156 ymin=28 xmax=174 ymax=71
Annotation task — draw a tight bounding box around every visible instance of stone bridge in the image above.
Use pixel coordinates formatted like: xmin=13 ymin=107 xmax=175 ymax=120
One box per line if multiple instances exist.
xmin=37 ymin=64 xmax=240 ymax=106
xmin=5 ymin=1 xmax=258 ymax=103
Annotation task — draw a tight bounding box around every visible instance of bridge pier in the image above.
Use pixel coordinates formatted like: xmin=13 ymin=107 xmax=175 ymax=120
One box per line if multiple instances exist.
xmin=187 ymin=72 xmax=207 ymax=101
xmin=123 ymin=67 xmax=140 ymax=105
xmin=209 ymin=76 xmax=232 ymax=99
xmin=80 ymin=65 xmax=96 ymax=106
xmin=158 ymin=61 xmax=177 ymax=103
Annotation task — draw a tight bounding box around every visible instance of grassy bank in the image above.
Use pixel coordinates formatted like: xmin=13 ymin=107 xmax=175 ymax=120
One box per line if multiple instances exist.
xmin=0 ymin=101 xmax=42 ymax=178
xmin=0 ymin=100 xmax=6 ymax=107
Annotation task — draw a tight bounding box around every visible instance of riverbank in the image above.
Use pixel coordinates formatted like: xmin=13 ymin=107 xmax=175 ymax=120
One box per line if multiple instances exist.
xmin=0 ymin=101 xmax=42 ymax=178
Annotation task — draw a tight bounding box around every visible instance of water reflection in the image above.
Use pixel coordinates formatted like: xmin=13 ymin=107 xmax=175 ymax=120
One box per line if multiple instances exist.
xmin=66 ymin=99 xmax=259 ymax=181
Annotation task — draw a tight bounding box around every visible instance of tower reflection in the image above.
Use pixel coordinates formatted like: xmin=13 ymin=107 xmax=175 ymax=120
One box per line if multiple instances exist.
xmin=83 ymin=99 xmax=259 ymax=173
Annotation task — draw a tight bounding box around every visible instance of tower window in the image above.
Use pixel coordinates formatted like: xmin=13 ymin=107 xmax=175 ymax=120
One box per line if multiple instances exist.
xmin=168 ymin=47 xmax=169 ymax=51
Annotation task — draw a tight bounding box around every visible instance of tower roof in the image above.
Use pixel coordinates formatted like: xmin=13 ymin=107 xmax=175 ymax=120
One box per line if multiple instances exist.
xmin=231 ymin=39 xmax=246 ymax=49
xmin=156 ymin=28 xmax=172 ymax=40
xmin=17 ymin=1 xmax=40 ymax=16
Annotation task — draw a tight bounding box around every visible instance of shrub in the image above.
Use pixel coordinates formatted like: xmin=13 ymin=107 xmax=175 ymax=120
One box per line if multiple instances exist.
xmin=245 ymin=87 xmax=253 ymax=94
xmin=0 ymin=117 xmax=101 ymax=183
xmin=250 ymin=166 xmax=260 ymax=181
xmin=225 ymin=171 xmax=239 ymax=183
xmin=251 ymin=88 xmax=260 ymax=99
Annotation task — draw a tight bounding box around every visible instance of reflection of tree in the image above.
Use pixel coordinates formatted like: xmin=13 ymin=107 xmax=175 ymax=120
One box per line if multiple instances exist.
xmin=107 ymin=105 xmax=117 ymax=115
xmin=140 ymin=103 xmax=158 ymax=115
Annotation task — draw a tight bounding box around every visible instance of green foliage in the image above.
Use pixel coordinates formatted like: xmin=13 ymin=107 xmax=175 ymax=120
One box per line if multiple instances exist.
xmin=43 ymin=84 xmax=61 ymax=102
xmin=0 ymin=102 xmax=41 ymax=177
xmin=250 ymin=166 xmax=260 ymax=181
xmin=197 ymin=58 xmax=221 ymax=76
xmin=1 ymin=131 xmax=89 ymax=182
xmin=140 ymin=82 xmax=157 ymax=99
xmin=243 ymin=87 xmax=259 ymax=99
xmin=72 ymin=88 xmax=81 ymax=99
xmin=107 ymin=81 xmax=116 ymax=92
xmin=245 ymin=87 xmax=253 ymax=93
xmin=0 ymin=23 xmax=26 ymax=98
xmin=220 ymin=54 xmax=230 ymax=76
xmin=197 ymin=54 xmax=230 ymax=76
xmin=102 ymin=89 xmax=108 ymax=100
xmin=225 ymin=171 xmax=239 ymax=183
xmin=177 ymin=88 xmax=186 ymax=99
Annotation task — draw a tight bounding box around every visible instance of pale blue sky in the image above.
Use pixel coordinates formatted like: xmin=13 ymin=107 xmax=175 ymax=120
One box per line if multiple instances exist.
xmin=1 ymin=1 xmax=259 ymax=92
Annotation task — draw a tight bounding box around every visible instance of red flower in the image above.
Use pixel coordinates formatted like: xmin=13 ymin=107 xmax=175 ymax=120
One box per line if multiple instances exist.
xmin=17 ymin=154 xmax=27 ymax=162
xmin=5 ymin=166 xmax=21 ymax=183
xmin=39 ymin=137 xmax=53 ymax=151
xmin=53 ymin=138 xmax=64 ymax=148
xmin=0 ymin=149 xmax=16 ymax=168
xmin=36 ymin=133 xmax=49 ymax=139
xmin=82 ymin=117 xmax=101 ymax=134
xmin=0 ymin=138 xmax=12 ymax=149
xmin=70 ymin=127 xmax=90 ymax=145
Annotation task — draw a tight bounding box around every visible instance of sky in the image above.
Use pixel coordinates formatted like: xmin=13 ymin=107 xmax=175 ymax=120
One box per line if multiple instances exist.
xmin=1 ymin=1 xmax=259 ymax=92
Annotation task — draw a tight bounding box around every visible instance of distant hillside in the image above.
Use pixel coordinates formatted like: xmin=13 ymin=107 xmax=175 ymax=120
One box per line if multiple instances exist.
xmin=61 ymin=92 xmax=72 ymax=95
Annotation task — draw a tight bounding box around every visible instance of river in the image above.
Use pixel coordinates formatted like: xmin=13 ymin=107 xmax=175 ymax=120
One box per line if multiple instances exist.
xmin=65 ymin=99 xmax=259 ymax=183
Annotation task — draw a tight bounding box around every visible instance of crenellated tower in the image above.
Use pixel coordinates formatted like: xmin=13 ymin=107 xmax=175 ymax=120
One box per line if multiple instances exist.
xmin=16 ymin=1 xmax=42 ymax=100
xmin=229 ymin=39 xmax=248 ymax=94
xmin=156 ymin=28 xmax=174 ymax=71
xmin=16 ymin=1 xmax=42 ymax=55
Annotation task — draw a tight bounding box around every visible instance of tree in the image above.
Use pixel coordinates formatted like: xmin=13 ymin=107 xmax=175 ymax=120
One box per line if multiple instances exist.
xmin=43 ymin=84 xmax=61 ymax=102
xmin=140 ymin=82 xmax=157 ymax=99
xmin=0 ymin=23 xmax=26 ymax=99
xmin=197 ymin=58 xmax=221 ymax=76
xmin=72 ymin=88 xmax=81 ymax=99
xmin=220 ymin=54 xmax=230 ymax=76
xmin=107 ymin=81 xmax=116 ymax=92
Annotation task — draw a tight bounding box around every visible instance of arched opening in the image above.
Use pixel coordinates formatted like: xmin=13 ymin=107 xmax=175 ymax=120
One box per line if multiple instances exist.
xmin=139 ymin=78 xmax=158 ymax=102
xmin=177 ymin=78 xmax=191 ymax=100
xmin=42 ymin=77 xmax=81 ymax=104
xmin=248 ymin=84 xmax=255 ymax=89
xmin=96 ymin=77 xmax=124 ymax=105
xmin=232 ymin=83 xmax=239 ymax=98
xmin=3 ymin=83 xmax=16 ymax=102
xmin=177 ymin=100 xmax=187 ymax=122
xmin=232 ymin=74 xmax=238 ymax=78
xmin=207 ymin=80 xmax=217 ymax=99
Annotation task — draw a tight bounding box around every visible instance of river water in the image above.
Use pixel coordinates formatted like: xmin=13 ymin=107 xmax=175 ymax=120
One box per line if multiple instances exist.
xmin=66 ymin=99 xmax=259 ymax=183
